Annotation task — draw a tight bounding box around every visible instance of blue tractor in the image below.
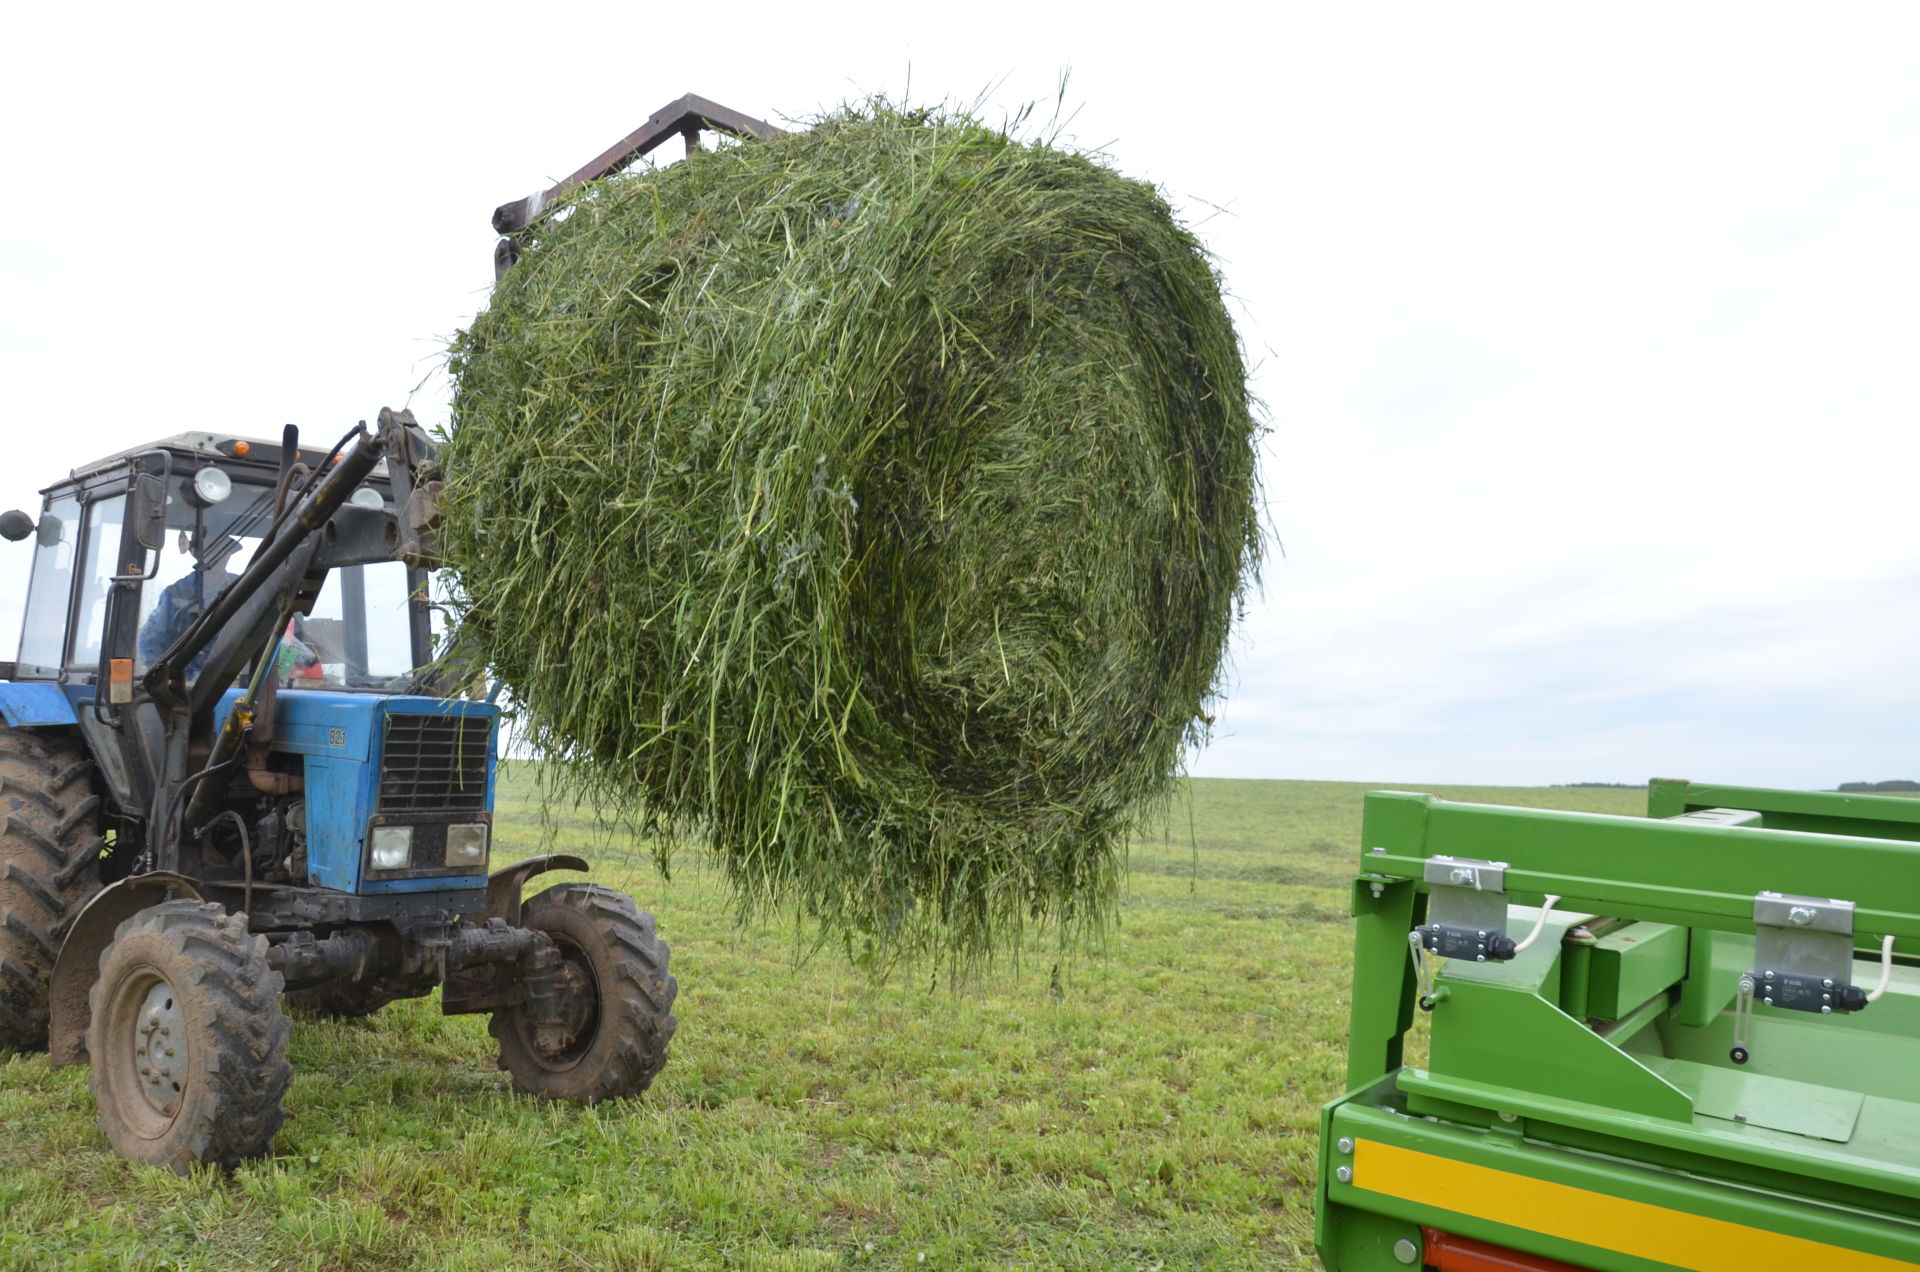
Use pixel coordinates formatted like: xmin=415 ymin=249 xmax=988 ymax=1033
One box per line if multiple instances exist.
xmin=0 ymin=408 xmax=677 ymax=1170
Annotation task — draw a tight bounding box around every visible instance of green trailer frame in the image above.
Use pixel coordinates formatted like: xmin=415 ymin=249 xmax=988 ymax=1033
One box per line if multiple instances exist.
xmin=1315 ymin=779 xmax=1920 ymax=1271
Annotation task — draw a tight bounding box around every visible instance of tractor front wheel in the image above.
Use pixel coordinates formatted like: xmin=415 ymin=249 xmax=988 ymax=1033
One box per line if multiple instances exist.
xmin=490 ymin=884 xmax=677 ymax=1104
xmin=89 ymin=900 xmax=292 ymax=1172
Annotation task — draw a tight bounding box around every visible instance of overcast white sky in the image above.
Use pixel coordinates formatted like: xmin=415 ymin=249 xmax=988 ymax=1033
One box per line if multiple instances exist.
xmin=2 ymin=3 xmax=1915 ymax=788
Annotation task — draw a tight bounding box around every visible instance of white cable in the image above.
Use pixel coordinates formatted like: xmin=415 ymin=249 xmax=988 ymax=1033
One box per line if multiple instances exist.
xmin=1866 ymin=934 xmax=1896 ymax=1003
xmin=1512 ymin=894 xmax=1563 ymax=954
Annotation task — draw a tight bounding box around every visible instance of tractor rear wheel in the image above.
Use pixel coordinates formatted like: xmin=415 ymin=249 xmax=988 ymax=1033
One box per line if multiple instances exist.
xmin=0 ymin=729 xmax=104 ymax=1050
xmin=490 ymin=883 xmax=677 ymax=1103
xmin=89 ymin=900 xmax=292 ymax=1172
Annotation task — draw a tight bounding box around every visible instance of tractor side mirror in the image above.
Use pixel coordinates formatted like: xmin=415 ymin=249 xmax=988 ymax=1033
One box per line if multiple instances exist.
xmin=131 ymin=474 xmax=167 ymax=552
xmin=0 ymin=510 xmax=33 ymax=542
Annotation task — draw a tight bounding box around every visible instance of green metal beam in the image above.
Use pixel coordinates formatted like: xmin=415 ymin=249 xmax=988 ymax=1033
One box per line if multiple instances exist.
xmin=1360 ymin=790 xmax=1920 ymax=940
xmin=1649 ymin=777 xmax=1920 ymax=843
xmin=1344 ymin=877 xmax=1420 ymax=1090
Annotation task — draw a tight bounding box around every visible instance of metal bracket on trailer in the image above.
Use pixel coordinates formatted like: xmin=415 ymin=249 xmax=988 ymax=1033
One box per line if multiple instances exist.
xmin=1415 ymin=855 xmax=1517 ymax=962
xmin=1750 ymin=891 xmax=1867 ymax=1014
xmin=1731 ymin=890 xmax=1869 ymax=1065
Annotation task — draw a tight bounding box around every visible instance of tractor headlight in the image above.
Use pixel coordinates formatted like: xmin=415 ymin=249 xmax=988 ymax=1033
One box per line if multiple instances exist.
xmin=445 ymin=822 xmax=490 ymax=869
xmin=190 ymin=466 xmax=233 ymax=506
xmin=369 ymin=825 xmax=413 ymax=871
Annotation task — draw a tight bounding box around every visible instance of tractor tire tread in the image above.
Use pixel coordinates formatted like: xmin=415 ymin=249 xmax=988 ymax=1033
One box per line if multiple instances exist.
xmin=0 ymin=731 xmax=103 ymax=1050
xmin=3 ymin=906 xmax=57 ymax=965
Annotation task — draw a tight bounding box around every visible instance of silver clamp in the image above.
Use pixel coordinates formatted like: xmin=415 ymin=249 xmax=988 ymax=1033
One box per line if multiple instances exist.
xmin=1732 ymin=891 xmax=1870 ymax=1065
xmin=1415 ymin=855 xmax=1516 ymax=962
xmin=1751 ymin=892 xmax=1867 ymax=1015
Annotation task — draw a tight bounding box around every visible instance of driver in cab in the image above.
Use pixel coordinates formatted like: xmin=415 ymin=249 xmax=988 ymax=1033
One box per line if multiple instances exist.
xmin=139 ymin=537 xmax=318 ymax=682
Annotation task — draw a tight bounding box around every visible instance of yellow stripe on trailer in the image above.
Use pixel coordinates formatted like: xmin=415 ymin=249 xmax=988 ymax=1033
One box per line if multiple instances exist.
xmin=1351 ymin=1139 xmax=1911 ymax=1272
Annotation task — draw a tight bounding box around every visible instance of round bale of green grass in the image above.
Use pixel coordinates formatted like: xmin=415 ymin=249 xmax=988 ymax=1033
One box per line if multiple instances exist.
xmin=441 ymin=104 xmax=1261 ymax=966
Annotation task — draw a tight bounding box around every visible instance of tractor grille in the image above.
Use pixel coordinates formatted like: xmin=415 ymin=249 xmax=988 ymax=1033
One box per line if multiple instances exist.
xmin=378 ymin=712 xmax=491 ymax=812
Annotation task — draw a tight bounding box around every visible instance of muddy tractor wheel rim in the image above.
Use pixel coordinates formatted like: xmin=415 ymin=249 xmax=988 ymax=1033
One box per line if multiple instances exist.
xmin=120 ymin=970 xmax=186 ymax=1123
xmin=528 ymin=937 xmax=601 ymax=1070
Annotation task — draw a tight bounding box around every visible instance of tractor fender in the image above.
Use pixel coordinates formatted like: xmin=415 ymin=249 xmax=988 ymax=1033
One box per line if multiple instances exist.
xmin=0 ymin=682 xmax=79 ymax=728
xmin=483 ymin=854 xmax=589 ymax=927
xmin=49 ymin=871 xmax=203 ymax=1067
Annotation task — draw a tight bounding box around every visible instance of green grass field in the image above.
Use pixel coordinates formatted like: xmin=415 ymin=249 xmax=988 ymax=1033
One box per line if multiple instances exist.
xmin=0 ymin=777 xmax=1646 ymax=1272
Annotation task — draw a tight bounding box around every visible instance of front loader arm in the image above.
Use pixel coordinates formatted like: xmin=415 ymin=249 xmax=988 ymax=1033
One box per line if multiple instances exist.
xmin=132 ymin=409 xmax=439 ymax=863
xmin=144 ymin=426 xmax=384 ymax=710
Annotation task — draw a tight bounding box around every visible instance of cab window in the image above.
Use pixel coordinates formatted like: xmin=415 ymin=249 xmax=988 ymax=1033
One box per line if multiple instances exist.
xmin=17 ymin=495 xmax=81 ymax=672
xmin=70 ymin=496 xmax=127 ymax=671
xmin=287 ymin=561 xmax=418 ymax=690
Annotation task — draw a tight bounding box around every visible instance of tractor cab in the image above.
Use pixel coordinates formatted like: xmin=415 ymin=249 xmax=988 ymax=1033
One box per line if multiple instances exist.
xmin=0 ymin=426 xmax=491 ymax=906
xmin=7 ymin=430 xmax=431 ymax=695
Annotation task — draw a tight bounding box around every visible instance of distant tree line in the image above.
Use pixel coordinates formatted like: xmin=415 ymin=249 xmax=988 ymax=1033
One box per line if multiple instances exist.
xmin=1837 ymin=780 xmax=1920 ymax=793
xmin=1552 ymin=782 xmax=1647 ymax=789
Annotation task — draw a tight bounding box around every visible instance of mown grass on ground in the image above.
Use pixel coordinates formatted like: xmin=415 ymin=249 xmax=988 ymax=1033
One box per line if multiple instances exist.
xmin=0 ymin=777 xmax=1644 ymax=1271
